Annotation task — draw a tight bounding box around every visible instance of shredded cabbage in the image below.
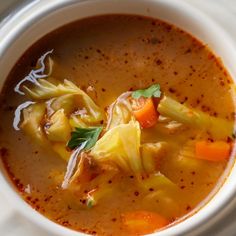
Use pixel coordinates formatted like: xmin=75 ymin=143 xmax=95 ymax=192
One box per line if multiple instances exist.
xmin=91 ymin=120 xmax=143 ymax=173
xmin=14 ymin=50 xmax=54 ymax=95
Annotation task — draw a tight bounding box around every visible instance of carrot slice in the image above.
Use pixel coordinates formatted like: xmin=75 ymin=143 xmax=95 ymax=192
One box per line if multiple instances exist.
xmin=195 ymin=141 xmax=231 ymax=162
xmin=122 ymin=210 xmax=169 ymax=235
xmin=132 ymin=97 xmax=158 ymax=128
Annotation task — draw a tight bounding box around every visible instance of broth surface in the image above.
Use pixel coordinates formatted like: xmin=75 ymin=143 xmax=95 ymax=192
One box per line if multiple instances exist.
xmin=0 ymin=15 xmax=235 ymax=235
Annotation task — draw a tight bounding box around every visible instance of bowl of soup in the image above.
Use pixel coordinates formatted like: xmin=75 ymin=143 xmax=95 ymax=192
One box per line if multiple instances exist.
xmin=0 ymin=0 xmax=235 ymax=235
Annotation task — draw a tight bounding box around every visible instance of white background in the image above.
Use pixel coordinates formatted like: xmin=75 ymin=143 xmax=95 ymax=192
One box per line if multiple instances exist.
xmin=0 ymin=1 xmax=236 ymax=235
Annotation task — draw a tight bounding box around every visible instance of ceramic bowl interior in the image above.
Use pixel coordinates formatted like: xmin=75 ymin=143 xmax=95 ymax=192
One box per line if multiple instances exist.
xmin=0 ymin=0 xmax=236 ymax=235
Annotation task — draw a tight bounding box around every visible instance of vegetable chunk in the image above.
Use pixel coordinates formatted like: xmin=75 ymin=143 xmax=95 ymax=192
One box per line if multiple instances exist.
xmin=91 ymin=120 xmax=142 ymax=173
xmin=195 ymin=141 xmax=231 ymax=161
xmin=122 ymin=211 xmax=169 ymax=235
xmin=141 ymin=142 xmax=167 ymax=172
xmin=132 ymin=97 xmax=158 ymax=128
xmin=24 ymin=79 xmax=104 ymax=124
xmin=45 ymin=109 xmax=71 ymax=142
xmin=158 ymin=96 xmax=234 ymax=140
xmin=21 ymin=103 xmax=48 ymax=145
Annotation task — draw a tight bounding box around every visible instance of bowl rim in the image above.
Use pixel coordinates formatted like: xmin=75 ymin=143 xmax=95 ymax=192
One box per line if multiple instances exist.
xmin=0 ymin=0 xmax=236 ymax=235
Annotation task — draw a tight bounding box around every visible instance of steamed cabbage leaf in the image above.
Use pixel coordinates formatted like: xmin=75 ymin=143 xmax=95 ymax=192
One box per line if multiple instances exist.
xmin=52 ymin=143 xmax=71 ymax=161
xmin=50 ymin=94 xmax=77 ymax=115
xmin=91 ymin=120 xmax=143 ymax=173
xmin=107 ymin=102 xmax=133 ymax=129
xmin=106 ymin=91 xmax=133 ymax=130
xmin=69 ymin=115 xmax=88 ymax=128
xmin=24 ymin=79 xmax=104 ymax=124
xmin=24 ymin=79 xmax=79 ymax=99
xmin=21 ymin=103 xmax=49 ymax=145
xmin=45 ymin=109 xmax=71 ymax=142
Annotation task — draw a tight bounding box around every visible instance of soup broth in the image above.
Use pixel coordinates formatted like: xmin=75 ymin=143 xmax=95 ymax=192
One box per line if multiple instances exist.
xmin=0 ymin=15 xmax=235 ymax=235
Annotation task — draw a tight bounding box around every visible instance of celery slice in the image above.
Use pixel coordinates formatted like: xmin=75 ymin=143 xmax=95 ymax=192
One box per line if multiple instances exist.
xmin=139 ymin=172 xmax=178 ymax=191
xmin=52 ymin=143 xmax=71 ymax=161
xmin=86 ymin=186 xmax=113 ymax=208
xmin=141 ymin=142 xmax=167 ymax=173
xmin=158 ymin=96 xmax=234 ymax=140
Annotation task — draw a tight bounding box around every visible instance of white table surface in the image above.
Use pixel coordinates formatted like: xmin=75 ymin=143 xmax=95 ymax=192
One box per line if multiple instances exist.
xmin=0 ymin=0 xmax=236 ymax=235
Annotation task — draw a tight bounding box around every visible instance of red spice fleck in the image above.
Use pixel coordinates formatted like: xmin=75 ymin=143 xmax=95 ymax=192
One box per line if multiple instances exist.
xmin=208 ymin=54 xmax=214 ymax=60
xmin=184 ymin=48 xmax=192 ymax=54
xmin=186 ymin=205 xmax=192 ymax=211
xmin=168 ymin=88 xmax=176 ymax=93
xmin=0 ymin=147 xmax=8 ymax=158
xmin=220 ymin=81 xmax=225 ymax=86
xmin=155 ymin=59 xmax=162 ymax=65
xmin=44 ymin=195 xmax=52 ymax=202
xmin=26 ymin=196 xmax=31 ymax=201
xmin=150 ymin=38 xmax=160 ymax=44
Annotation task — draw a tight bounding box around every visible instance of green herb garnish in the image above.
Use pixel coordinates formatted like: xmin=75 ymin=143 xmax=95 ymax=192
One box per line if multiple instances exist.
xmin=86 ymin=196 xmax=95 ymax=209
xmin=67 ymin=127 xmax=103 ymax=150
xmin=132 ymin=84 xmax=161 ymax=99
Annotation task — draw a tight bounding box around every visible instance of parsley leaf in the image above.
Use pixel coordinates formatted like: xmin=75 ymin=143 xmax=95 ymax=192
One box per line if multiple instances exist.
xmin=67 ymin=127 xmax=103 ymax=150
xmin=131 ymin=84 xmax=161 ymax=99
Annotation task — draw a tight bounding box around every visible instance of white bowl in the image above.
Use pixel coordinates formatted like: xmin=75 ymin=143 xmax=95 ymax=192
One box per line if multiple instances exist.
xmin=0 ymin=0 xmax=236 ymax=235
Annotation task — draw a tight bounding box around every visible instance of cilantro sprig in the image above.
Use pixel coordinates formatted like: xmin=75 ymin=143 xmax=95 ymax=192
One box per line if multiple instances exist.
xmin=67 ymin=127 xmax=102 ymax=150
xmin=131 ymin=84 xmax=161 ymax=99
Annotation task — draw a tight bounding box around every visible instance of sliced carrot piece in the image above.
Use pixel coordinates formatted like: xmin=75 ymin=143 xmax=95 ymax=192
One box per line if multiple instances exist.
xmin=122 ymin=210 xmax=169 ymax=235
xmin=132 ymin=97 xmax=158 ymax=128
xmin=195 ymin=141 xmax=231 ymax=162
